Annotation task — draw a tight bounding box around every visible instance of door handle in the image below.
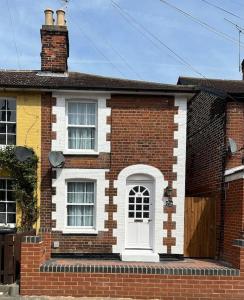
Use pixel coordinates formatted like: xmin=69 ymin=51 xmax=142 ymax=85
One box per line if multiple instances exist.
xmin=148 ymin=219 xmax=152 ymax=223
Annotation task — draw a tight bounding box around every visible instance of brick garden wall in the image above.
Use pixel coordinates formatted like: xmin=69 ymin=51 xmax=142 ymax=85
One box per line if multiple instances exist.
xmin=41 ymin=94 xmax=179 ymax=253
xmin=20 ymin=233 xmax=244 ymax=299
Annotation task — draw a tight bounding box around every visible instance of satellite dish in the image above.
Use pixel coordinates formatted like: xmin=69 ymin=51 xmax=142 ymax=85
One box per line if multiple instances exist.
xmin=15 ymin=146 xmax=34 ymax=162
xmin=48 ymin=151 xmax=65 ymax=168
xmin=227 ymin=138 xmax=238 ymax=155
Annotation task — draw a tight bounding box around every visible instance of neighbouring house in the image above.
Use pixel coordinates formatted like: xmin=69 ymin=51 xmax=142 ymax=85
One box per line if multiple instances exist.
xmin=0 ymin=87 xmax=41 ymax=230
xmin=178 ymin=76 xmax=244 ymax=266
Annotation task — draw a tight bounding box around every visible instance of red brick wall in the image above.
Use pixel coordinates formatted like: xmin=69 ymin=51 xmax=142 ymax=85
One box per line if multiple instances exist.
xmin=226 ymin=101 xmax=244 ymax=170
xmin=186 ymin=91 xmax=226 ymax=257
xmin=41 ymin=94 xmax=179 ymax=253
xmin=108 ymin=95 xmax=178 ymax=253
xmin=20 ymin=235 xmax=244 ymax=299
xmin=41 ymin=25 xmax=69 ymax=73
xmin=224 ymin=178 xmax=244 ymax=268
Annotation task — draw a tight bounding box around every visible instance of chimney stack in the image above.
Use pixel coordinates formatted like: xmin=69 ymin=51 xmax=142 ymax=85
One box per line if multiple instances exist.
xmin=41 ymin=8 xmax=69 ymax=73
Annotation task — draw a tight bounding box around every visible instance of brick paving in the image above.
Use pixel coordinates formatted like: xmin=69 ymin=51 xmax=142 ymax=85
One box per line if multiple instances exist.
xmin=50 ymin=257 xmax=232 ymax=268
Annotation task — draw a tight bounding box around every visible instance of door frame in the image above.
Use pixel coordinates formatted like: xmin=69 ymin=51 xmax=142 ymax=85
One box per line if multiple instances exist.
xmin=125 ymin=179 xmax=155 ymax=250
xmin=112 ymin=164 xmax=167 ymax=256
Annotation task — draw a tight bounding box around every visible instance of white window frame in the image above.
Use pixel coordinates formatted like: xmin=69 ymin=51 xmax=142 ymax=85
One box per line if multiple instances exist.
xmin=52 ymin=168 xmax=109 ymax=235
xmin=65 ymin=179 xmax=96 ymax=230
xmin=0 ymin=178 xmax=16 ymax=228
xmin=65 ymin=99 xmax=98 ymax=155
xmin=0 ymin=97 xmax=16 ymax=147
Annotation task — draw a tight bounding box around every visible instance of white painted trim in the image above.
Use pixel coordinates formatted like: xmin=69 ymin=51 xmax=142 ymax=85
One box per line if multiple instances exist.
xmin=121 ymin=250 xmax=159 ymax=262
xmin=113 ymin=164 xmax=168 ymax=255
xmin=52 ymin=92 xmax=111 ymax=154
xmin=52 ymin=168 xmax=109 ymax=234
xmin=171 ymin=96 xmax=187 ymax=255
xmin=225 ymin=170 xmax=244 ymax=183
xmin=225 ymin=166 xmax=244 ymax=176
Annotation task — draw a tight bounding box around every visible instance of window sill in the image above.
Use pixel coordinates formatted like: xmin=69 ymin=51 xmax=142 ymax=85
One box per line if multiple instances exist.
xmin=63 ymin=150 xmax=99 ymax=156
xmin=62 ymin=228 xmax=98 ymax=235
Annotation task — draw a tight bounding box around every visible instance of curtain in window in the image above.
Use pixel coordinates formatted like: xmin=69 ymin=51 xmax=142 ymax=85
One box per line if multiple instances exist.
xmin=68 ymin=128 xmax=95 ymax=149
xmin=67 ymin=182 xmax=94 ymax=227
xmin=68 ymin=102 xmax=96 ymax=150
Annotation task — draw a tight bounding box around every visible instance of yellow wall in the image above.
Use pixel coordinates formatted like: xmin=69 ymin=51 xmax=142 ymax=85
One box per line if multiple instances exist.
xmin=0 ymin=92 xmax=41 ymax=232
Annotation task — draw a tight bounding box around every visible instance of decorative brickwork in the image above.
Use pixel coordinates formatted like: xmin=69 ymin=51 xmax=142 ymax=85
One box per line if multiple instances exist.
xmin=40 ymin=25 xmax=69 ymax=73
xmin=41 ymin=93 xmax=185 ymax=255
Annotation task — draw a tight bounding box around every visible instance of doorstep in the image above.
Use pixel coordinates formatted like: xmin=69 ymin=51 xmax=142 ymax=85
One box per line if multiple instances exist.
xmin=121 ymin=249 xmax=159 ymax=262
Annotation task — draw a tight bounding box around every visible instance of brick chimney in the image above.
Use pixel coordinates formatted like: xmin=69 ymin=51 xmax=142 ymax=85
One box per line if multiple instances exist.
xmin=40 ymin=8 xmax=69 ymax=73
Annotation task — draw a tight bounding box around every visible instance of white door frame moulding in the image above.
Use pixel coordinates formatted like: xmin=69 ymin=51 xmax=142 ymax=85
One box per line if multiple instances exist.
xmin=113 ymin=164 xmax=168 ymax=258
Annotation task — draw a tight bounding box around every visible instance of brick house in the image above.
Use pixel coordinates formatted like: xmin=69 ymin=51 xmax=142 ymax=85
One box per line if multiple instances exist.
xmin=2 ymin=8 xmax=244 ymax=300
xmin=0 ymin=9 xmax=197 ymax=263
xmin=178 ymin=76 xmax=244 ymax=265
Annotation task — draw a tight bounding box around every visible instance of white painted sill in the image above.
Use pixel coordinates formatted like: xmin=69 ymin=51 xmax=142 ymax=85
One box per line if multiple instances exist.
xmin=63 ymin=150 xmax=99 ymax=156
xmin=62 ymin=228 xmax=98 ymax=235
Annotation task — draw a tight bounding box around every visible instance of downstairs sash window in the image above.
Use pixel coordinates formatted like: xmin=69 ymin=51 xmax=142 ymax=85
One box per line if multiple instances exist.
xmin=67 ymin=181 xmax=95 ymax=227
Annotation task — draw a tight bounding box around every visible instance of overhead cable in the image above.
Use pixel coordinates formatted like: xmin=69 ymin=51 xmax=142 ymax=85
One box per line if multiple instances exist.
xmin=159 ymin=0 xmax=244 ymax=47
xmin=111 ymin=0 xmax=206 ymax=78
xmin=201 ymin=0 xmax=243 ymax=20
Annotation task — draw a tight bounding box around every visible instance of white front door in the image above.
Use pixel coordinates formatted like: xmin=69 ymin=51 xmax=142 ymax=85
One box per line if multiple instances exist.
xmin=126 ymin=181 xmax=153 ymax=249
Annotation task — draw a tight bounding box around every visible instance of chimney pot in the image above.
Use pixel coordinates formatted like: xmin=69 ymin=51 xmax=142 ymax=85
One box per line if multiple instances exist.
xmin=44 ymin=8 xmax=54 ymax=26
xmin=56 ymin=9 xmax=66 ymax=26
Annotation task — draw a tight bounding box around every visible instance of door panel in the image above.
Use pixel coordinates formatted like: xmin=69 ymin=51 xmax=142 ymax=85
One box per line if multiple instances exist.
xmin=126 ymin=182 xmax=153 ymax=249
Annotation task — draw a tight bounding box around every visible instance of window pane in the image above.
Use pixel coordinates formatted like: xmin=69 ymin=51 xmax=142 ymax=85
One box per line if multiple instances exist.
xmin=0 ymin=213 xmax=6 ymax=223
xmin=0 ymin=134 xmax=6 ymax=145
xmin=7 ymin=203 xmax=16 ymax=213
xmin=67 ymin=205 xmax=93 ymax=226
xmin=67 ymin=182 xmax=94 ymax=204
xmin=68 ymin=128 xmax=95 ymax=150
xmin=0 ymin=191 xmax=5 ymax=201
xmin=7 ymin=180 xmax=14 ymax=190
xmin=0 ymin=111 xmax=6 ymax=122
xmin=0 ymin=180 xmax=6 ymax=190
xmin=0 ymin=100 xmax=6 ymax=110
xmin=7 ymin=214 xmax=15 ymax=223
xmin=0 ymin=124 xmax=6 ymax=133
xmin=0 ymin=203 xmax=6 ymax=212
xmin=7 ymin=111 xmax=16 ymax=122
xmin=68 ymin=102 xmax=96 ymax=126
xmin=7 ymin=135 xmax=16 ymax=145
xmin=7 ymin=124 xmax=16 ymax=134
xmin=6 ymin=100 xmax=16 ymax=111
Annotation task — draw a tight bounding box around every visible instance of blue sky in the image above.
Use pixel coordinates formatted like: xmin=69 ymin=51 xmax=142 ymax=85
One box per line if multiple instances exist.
xmin=0 ymin=0 xmax=244 ymax=83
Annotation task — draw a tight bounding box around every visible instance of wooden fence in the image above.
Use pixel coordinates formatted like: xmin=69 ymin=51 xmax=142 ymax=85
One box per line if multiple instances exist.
xmin=184 ymin=197 xmax=216 ymax=258
xmin=0 ymin=232 xmax=29 ymax=284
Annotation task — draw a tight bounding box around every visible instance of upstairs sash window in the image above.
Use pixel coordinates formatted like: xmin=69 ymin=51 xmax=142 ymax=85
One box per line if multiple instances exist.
xmin=67 ymin=101 xmax=96 ymax=150
xmin=0 ymin=98 xmax=16 ymax=145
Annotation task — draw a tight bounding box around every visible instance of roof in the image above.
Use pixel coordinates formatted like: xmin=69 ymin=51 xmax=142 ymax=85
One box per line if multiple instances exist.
xmin=178 ymin=76 xmax=244 ymax=94
xmin=0 ymin=70 xmax=197 ymax=93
